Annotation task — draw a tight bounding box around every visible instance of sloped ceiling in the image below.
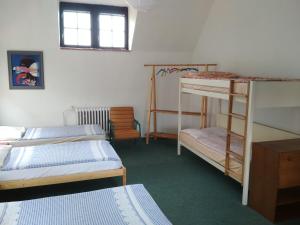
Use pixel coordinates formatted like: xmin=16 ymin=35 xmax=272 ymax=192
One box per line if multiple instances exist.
xmin=132 ymin=0 xmax=214 ymax=52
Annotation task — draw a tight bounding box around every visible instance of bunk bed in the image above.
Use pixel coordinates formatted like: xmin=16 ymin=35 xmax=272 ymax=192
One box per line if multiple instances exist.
xmin=177 ymin=71 xmax=300 ymax=205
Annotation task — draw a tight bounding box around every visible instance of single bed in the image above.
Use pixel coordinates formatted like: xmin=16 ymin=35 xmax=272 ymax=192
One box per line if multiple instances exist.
xmin=0 ymin=140 xmax=126 ymax=190
xmin=0 ymin=184 xmax=172 ymax=225
xmin=0 ymin=124 xmax=106 ymax=147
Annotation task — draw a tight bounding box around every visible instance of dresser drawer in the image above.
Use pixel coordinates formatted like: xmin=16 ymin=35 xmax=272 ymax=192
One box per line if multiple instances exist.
xmin=279 ymin=152 xmax=300 ymax=188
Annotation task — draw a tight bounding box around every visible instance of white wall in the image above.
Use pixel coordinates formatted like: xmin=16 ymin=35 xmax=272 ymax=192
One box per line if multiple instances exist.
xmin=193 ymin=0 xmax=300 ymax=134
xmin=0 ymin=0 xmax=213 ymax=134
xmin=133 ymin=0 xmax=213 ymax=52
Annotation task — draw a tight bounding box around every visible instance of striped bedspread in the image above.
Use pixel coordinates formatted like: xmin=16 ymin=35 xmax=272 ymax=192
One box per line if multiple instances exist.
xmin=0 ymin=184 xmax=172 ymax=225
xmin=22 ymin=125 xmax=104 ymax=140
xmin=1 ymin=140 xmax=120 ymax=171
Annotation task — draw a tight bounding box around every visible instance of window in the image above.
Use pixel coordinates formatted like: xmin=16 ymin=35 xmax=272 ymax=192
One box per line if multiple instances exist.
xmin=59 ymin=2 xmax=128 ymax=50
xmin=63 ymin=11 xmax=91 ymax=46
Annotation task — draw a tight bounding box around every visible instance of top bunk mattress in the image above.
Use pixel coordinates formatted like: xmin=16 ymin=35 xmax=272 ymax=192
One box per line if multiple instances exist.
xmin=0 ymin=184 xmax=172 ymax=225
xmin=182 ymin=71 xmax=300 ymax=82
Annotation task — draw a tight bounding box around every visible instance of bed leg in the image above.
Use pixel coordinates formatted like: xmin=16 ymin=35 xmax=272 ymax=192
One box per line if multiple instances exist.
xmin=177 ymin=143 xmax=181 ymax=155
xmin=242 ymin=184 xmax=248 ymax=205
xmin=122 ymin=168 xmax=127 ymax=186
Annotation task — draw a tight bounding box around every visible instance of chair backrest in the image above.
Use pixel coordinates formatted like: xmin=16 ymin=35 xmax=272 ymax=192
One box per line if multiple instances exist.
xmin=110 ymin=107 xmax=135 ymax=130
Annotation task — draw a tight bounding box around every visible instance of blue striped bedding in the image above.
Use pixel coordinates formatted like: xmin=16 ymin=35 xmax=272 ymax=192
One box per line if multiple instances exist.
xmin=22 ymin=125 xmax=104 ymax=140
xmin=1 ymin=140 xmax=120 ymax=171
xmin=0 ymin=184 xmax=172 ymax=225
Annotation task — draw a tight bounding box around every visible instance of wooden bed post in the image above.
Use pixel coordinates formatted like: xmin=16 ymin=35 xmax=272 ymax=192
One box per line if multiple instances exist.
xmin=204 ymin=96 xmax=208 ymax=128
xmin=241 ymin=82 xmax=251 ymax=179
xmin=122 ymin=167 xmax=127 ymax=186
xmin=201 ymin=96 xmax=208 ymax=128
xmin=205 ymin=64 xmax=209 ymax=72
xmin=201 ymin=97 xmax=205 ymax=128
xmin=242 ymin=81 xmax=255 ymax=205
xmin=152 ymin=66 xmax=158 ymax=140
xmin=178 ymin=79 xmax=182 ymax=155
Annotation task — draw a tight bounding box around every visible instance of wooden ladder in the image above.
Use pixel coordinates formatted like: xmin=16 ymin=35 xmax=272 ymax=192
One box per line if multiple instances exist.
xmin=225 ymin=80 xmax=250 ymax=182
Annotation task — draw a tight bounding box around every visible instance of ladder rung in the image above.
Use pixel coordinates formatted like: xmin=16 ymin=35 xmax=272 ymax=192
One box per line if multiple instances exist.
xmin=229 ymin=93 xmax=248 ymax=98
xmin=228 ymin=131 xmax=245 ymax=139
xmin=228 ymin=113 xmax=246 ymax=120
xmin=226 ymin=150 xmax=244 ymax=162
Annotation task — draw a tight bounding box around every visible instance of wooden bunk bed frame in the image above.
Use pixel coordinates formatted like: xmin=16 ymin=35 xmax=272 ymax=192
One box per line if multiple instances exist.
xmin=0 ymin=166 xmax=126 ymax=190
xmin=177 ymin=73 xmax=300 ymax=205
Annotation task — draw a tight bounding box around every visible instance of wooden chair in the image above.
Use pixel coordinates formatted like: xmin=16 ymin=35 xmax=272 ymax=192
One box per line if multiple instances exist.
xmin=109 ymin=107 xmax=141 ymax=141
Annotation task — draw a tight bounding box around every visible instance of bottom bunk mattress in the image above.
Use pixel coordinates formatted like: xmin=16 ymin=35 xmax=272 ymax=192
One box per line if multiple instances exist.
xmin=179 ymin=127 xmax=243 ymax=180
xmin=0 ymin=140 xmax=122 ymax=182
xmin=0 ymin=184 xmax=172 ymax=225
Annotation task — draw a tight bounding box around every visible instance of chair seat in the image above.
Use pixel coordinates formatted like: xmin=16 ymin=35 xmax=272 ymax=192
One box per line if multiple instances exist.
xmin=110 ymin=106 xmax=141 ymax=141
xmin=114 ymin=129 xmax=140 ymax=140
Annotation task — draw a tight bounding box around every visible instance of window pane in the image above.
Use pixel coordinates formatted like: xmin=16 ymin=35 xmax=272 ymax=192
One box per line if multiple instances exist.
xmin=64 ymin=28 xmax=77 ymax=45
xmin=78 ymin=29 xmax=91 ymax=46
xmin=99 ymin=14 xmax=125 ymax=48
xmin=112 ymin=15 xmax=125 ymax=32
xmin=113 ymin=31 xmax=125 ymax=48
xmin=64 ymin=11 xmax=77 ymax=28
xmin=99 ymin=14 xmax=112 ymax=31
xmin=77 ymin=12 xmax=91 ymax=29
xmin=100 ymin=31 xmax=113 ymax=47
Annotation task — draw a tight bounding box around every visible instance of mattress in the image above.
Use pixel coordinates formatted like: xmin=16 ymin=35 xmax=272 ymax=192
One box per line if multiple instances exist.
xmin=179 ymin=127 xmax=243 ymax=179
xmin=0 ymin=140 xmax=122 ymax=182
xmin=0 ymin=125 xmax=106 ymax=147
xmin=182 ymin=83 xmax=229 ymax=94
xmin=183 ymin=71 xmax=241 ymax=80
xmin=0 ymin=184 xmax=172 ymax=225
xmin=22 ymin=125 xmax=104 ymax=140
xmin=183 ymin=71 xmax=298 ymax=81
xmin=0 ymin=126 xmax=25 ymax=141
xmin=181 ymin=82 xmax=249 ymax=96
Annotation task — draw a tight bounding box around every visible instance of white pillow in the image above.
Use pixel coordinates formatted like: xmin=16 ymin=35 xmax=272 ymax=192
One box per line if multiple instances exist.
xmin=0 ymin=126 xmax=26 ymax=140
xmin=0 ymin=145 xmax=12 ymax=168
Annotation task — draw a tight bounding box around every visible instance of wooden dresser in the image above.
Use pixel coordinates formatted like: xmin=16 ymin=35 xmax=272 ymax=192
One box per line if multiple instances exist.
xmin=249 ymin=139 xmax=300 ymax=222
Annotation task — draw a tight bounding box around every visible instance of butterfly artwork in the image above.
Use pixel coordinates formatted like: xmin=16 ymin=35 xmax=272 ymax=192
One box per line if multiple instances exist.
xmin=7 ymin=51 xmax=44 ymax=89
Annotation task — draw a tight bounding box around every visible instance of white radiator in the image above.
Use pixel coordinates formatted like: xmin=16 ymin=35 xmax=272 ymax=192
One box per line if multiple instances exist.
xmin=73 ymin=107 xmax=110 ymax=133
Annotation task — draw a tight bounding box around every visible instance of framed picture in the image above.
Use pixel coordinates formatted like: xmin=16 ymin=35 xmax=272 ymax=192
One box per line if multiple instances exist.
xmin=7 ymin=51 xmax=44 ymax=89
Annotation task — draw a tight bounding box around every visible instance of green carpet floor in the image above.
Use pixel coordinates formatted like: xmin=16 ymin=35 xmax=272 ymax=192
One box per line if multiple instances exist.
xmin=0 ymin=139 xmax=299 ymax=225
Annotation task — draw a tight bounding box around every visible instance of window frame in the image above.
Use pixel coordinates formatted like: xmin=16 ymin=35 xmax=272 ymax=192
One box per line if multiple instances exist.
xmin=59 ymin=2 xmax=129 ymax=50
